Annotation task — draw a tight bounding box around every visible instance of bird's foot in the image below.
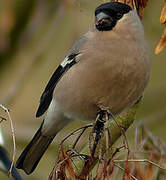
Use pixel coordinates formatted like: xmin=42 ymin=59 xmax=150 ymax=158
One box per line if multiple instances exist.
xmin=0 ymin=116 xmax=6 ymax=123
xmin=90 ymin=108 xmax=111 ymax=157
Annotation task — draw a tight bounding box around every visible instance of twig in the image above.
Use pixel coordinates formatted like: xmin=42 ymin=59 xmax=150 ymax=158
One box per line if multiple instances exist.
xmin=72 ymin=126 xmax=90 ymax=149
xmin=111 ymin=145 xmax=126 ymax=160
xmin=114 ymin=163 xmax=138 ymax=180
xmin=60 ymin=124 xmax=92 ymax=146
xmin=114 ymin=159 xmax=166 ymax=172
xmin=0 ymin=104 xmax=16 ymax=177
xmin=110 ymin=112 xmax=130 ymax=157
xmin=130 ymin=150 xmax=166 ymax=158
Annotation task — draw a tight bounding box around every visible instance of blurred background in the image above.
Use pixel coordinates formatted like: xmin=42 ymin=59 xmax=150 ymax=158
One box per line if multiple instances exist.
xmin=0 ymin=0 xmax=165 ymax=179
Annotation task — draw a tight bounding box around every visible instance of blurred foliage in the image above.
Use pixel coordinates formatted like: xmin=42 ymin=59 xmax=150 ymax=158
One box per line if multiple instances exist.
xmin=50 ymin=122 xmax=166 ymax=180
xmin=0 ymin=0 xmax=165 ymax=179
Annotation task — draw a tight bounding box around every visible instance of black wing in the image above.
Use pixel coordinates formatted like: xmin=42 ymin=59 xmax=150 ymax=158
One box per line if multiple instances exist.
xmin=36 ymin=53 xmax=80 ymax=117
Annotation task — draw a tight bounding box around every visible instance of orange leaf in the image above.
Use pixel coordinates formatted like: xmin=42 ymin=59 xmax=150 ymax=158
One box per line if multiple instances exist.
xmin=145 ymin=155 xmax=153 ymax=180
xmin=155 ymin=26 xmax=166 ymax=54
xmin=61 ymin=148 xmax=77 ymax=180
xmin=108 ymin=160 xmax=114 ymax=176
xmin=109 ymin=0 xmax=149 ymax=19
xmin=96 ymin=161 xmax=104 ymax=180
xmin=160 ymin=1 xmax=166 ymax=24
xmin=137 ymin=0 xmax=148 ymax=8
xmin=123 ymin=161 xmax=132 ymax=180
xmin=134 ymin=161 xmax=146 ymax=180
xmin=146 ymin=163 xmax=153 ymax=180
xmin=78 ymin=156 xmax=97 ymax=179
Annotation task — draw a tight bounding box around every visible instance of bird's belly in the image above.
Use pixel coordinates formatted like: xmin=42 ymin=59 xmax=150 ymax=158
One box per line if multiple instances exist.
xmin=54 ymin=58 xmax=149 ymax=122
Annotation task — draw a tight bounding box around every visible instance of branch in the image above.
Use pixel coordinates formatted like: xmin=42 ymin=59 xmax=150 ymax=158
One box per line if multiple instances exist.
xmin=0 ymin=104 xmax=16 ymax=176
xmin=114 ymin=159 xmax=166 ymax=172
xmin=50 ymin=101 xmax=140 ymax=180
xmin=74 ymin=101 xmax=140 ymax=178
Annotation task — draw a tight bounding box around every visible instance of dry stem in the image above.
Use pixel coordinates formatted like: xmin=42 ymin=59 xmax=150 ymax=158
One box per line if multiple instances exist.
xmin=0 ymin=104 xmax=16 ymax=177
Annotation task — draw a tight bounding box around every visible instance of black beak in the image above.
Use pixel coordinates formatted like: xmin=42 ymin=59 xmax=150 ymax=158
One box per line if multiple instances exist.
xmin=96 ymin=12 xmax=113 ymax=25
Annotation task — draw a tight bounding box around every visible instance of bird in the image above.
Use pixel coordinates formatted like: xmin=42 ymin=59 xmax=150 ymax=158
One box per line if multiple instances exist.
xmin=16 ymin=2 xmax=151 ymax=175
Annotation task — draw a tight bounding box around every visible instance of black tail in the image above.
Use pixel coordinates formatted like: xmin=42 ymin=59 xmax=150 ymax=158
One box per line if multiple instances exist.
xmin=16 ymin=124 xmax=55 ymax=175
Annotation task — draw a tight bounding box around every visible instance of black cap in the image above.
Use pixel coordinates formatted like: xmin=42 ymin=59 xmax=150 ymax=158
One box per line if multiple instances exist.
xmin=95 ymin=2 xmax=132 ymax=16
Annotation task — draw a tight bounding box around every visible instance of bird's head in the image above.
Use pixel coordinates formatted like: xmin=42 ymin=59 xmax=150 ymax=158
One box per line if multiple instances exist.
xmin=95 ymin=2 xmax=132 ymax=31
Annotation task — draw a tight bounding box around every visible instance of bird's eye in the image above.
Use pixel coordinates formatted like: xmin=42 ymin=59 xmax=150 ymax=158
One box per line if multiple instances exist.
xmin=116 ymin=13 xmax=123 ymax=20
